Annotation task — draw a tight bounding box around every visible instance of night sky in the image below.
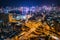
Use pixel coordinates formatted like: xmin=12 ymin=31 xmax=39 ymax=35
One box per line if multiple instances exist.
xmin=0 ymin=0 xmax=60 ymax=7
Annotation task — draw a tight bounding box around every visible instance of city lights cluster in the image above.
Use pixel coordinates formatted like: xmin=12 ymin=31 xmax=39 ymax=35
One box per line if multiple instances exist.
xmin=0 ymin=6 xmax=60 ymax=13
